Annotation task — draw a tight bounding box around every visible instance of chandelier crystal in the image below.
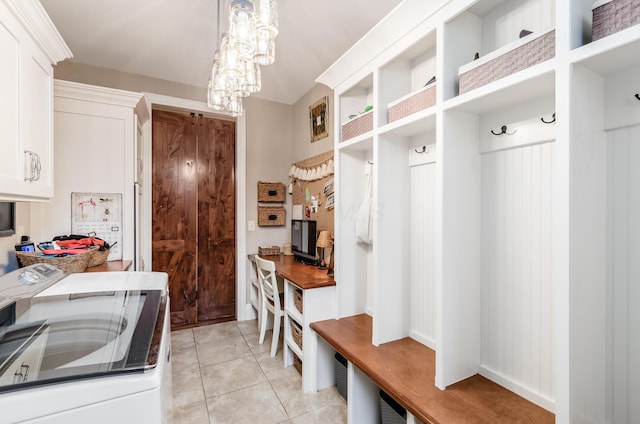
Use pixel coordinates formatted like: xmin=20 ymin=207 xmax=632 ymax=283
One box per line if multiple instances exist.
xmin=208 ymin=0 xmax=278 ymax=116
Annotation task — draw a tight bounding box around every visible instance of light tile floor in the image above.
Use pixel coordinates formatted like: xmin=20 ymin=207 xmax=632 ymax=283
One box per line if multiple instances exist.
xmin=170 ymin=320 xmax=347 ymax=424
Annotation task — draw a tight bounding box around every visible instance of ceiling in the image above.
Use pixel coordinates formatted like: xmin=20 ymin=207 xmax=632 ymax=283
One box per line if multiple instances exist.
xmin=40 ymin=0 xmax=403 ymax=105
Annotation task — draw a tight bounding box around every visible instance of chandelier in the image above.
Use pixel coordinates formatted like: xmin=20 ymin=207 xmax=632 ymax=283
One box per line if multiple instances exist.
xmin=208 ymin=0 xmax=278 ymax=116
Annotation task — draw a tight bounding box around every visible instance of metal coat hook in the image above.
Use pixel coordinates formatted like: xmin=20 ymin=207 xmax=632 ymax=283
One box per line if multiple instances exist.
xmin=491 ymin=125 xmax=516 ymax=136
xmin=415 ymin=146 xmax=426 ymax=153
xmin=367 ymin=160 xmax=373 ymax=165
xmin=635 ymin=93 xmax=640 ymax=101
xmin=540 ymin=113 xmax=556 ymax=124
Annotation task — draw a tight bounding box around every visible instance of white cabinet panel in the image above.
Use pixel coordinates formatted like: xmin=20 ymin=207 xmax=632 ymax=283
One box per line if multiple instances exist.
xmin=0 ymin=16 xmax=21 ymax=193
xmin=480 ymin=142 xmax=555 ymax=408
xmin=409 ymin=161 xmax=437 ymax=348
xmin=0 ymin=1 xmax=70 ymax=201
xmin=20 ymin=47 xmax=55 ymax=197
xmin=30 ymin=81 xmax=148 ymax=264
xmin=606 ymin=125 xmax=640 ymax=424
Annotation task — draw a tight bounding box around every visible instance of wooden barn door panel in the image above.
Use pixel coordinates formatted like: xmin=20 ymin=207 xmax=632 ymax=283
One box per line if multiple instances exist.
xmin=152 ymin=110 xmax=236 ymax=329
xmin=197 ymin=116 xmax=236 ymax=322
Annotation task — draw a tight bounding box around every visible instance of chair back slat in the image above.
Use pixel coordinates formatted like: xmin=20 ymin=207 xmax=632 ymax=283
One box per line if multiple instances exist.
xmin=255 ymin=255 xmax=280 ymax=310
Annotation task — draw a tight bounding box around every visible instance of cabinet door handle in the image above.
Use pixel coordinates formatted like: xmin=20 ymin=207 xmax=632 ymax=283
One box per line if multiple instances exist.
xmin=23 ymin=151 xmax=41 ymax=182
xmin=34 ymin=153 xmax=41 ymax=181
xmin=24 ymin=150 xmax=37 ymax=182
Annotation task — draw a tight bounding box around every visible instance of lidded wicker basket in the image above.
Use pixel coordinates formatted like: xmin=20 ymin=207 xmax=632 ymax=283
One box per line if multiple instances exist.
xmin=15 ymin=250 xmax=92 ymax=274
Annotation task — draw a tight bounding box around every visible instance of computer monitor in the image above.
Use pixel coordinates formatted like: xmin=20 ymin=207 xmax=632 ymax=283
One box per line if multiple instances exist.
xmin=291 ymin=219 xmax=317 ymax=264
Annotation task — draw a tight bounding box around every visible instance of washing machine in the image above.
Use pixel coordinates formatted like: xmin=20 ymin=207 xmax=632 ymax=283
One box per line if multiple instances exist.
xmin=0 ymin=265 xmax=172 ymax=423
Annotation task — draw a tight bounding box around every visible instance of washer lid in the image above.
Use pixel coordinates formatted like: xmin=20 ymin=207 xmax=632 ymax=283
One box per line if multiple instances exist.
xmin=0 ymin=288 xmax=166 ymax=394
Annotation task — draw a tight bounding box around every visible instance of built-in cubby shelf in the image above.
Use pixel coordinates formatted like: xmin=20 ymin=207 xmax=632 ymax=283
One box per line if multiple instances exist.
xmin=317 ymin=0 xmax=640 ymax=422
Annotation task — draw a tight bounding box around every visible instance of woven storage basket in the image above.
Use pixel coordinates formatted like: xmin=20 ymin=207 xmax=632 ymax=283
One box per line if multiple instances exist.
xmin=258 ymin=206 xmax=285 ymax=226
xmin=290 ymin=320 xmax=303 ymax=350
xmin=592 ymin=0 xmax=640 ymax=41
xmin=459 ymin=29 xmax=555 ymax=94
xmin=87 ymin=246 xmax=110 ymax=267
xmin=342 ymin=110 xmax=373 ymax=141
xmin=387 ymin=84 xmax=436 ymax=123
xmin=293 ymin=355 xmax=302 ymax=374
xmin=15 ymin=250 xmax=91 ymax=274
xmin=294 ymin=288 xmax=303 ymax=314
xmin=258 ymin=246 xmax=281 ymax=256
xmin=257 ymin=181 xmax=286 ymax=203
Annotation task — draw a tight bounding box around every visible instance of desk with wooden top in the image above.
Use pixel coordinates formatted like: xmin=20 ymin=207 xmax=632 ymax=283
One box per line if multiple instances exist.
xmin=84 ymin=260 xmax=132 ymax=273
xmin=249 ymin=254 xmax=336 ymax=393
xmin=311 ymin=314 xmax=554 ymax=424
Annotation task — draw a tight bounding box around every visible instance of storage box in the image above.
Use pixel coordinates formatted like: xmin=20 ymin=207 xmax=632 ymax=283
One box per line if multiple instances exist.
xmin=258 ymin=246 xmax=280 ymax=256
xmin=458 ymin=28 xmax=555 ymax=94
xmin=341 ymin=110 xmax=373 ymax=141
xmin=335 ymin=352 xmax=348 ymax=400
xmin=293 ymin=288 xmax=303 ymax=314
xmin=592 ymin=0 xmax=640 ymax=41
xmin=257 ymin=181 xmax=286 ymax=203
xmin=379 ymin=390 xmax=407 ymax=424
xmin=387 ymin=84 xmax=436 ymax=123
xmin=293 ymin=355 xmax=302 ymax=374
xmin=257 ymin=206 xmax=285 ymax=226
xmin=290 ymin=319 xmax=303 ymax=350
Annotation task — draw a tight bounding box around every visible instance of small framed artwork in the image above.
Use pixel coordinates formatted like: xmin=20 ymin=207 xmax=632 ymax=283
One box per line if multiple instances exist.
xmin=323 ymin=178 xmax=334 ymax=196
xmin=326 ymin=193 xmax=335 ymax=209
xmin=309 ymin=96 xmax=329 ymax=142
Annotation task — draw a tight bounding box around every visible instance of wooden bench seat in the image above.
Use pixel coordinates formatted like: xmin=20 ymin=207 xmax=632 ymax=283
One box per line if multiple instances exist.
xmin=310 ymin=314 xmax=554 ymax=424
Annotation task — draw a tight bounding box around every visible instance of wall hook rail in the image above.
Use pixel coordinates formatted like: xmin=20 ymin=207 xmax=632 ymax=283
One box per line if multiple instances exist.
xmin=415 ymin=146 xmax=426 ymax=153
xmin=635 ymin=93 xmax=640 ymax=101
xmin=491 ymin=125 xmax=516 ymax=136
xmin=540 ymin=113 xmax=556 ymax=124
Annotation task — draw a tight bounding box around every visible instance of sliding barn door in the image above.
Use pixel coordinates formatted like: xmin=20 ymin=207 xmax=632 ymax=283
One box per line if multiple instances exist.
xmin=197 ymin=116 xmax=236 ymax=322
xmin=152 ymin=109 xmax=236 ymax=328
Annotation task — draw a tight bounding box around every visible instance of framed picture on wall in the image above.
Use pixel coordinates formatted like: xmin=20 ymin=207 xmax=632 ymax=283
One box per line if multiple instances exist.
xmin=309 ymin=96 xmax=329 ymax=142
xmin=326 ymin=193 xmax=335 ymax=209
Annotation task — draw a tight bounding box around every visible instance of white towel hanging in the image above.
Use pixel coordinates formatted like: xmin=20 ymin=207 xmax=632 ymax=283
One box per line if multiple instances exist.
xmin=356 ymin=161 xmax=373 ymax=244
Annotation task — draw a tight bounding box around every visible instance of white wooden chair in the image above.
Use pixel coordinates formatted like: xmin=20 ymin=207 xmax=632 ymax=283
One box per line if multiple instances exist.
xmin=255 ymin=255 xmax=284 ymax=357
xmin=249 ymin=258 xmax=262 ymax=330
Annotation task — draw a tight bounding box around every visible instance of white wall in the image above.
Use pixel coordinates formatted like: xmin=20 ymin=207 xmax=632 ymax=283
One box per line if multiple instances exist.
xmin=244 ymin=96 xmax=293 ymax=254
xmin=291 ymin=84 xmax=334 ymax=162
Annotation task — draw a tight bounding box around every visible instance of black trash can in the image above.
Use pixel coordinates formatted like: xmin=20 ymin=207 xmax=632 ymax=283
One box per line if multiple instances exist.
xmin=334 ymin=352 xmax=348 ymax=400
xmin=379 ymin=389 xmax=407 ymax=424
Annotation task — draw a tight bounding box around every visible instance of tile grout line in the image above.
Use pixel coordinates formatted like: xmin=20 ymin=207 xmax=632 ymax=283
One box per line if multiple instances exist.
xmin=239 ymin=322 xmax=295 ymax=422
xmin=189 ymin=328 xmax=213 ymax=424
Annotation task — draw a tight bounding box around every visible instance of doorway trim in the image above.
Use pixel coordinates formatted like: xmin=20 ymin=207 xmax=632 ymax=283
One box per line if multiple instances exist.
xmin=140 ymin=92 xmax=248 ymax=321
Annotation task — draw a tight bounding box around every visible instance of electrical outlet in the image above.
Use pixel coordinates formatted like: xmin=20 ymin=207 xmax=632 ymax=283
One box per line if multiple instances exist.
xmin=248 ymin=220 xmax=255 ymax=231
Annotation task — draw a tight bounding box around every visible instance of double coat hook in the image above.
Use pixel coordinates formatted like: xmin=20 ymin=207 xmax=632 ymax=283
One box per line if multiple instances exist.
xmin=540 ymin=113 xmax=556 ymax=124
xmin=491 ymin=125 xmax=516 ymax=136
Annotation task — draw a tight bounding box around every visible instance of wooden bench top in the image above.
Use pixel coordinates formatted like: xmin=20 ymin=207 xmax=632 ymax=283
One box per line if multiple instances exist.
xmin=310 ymin=314 xmax=554 ymax=424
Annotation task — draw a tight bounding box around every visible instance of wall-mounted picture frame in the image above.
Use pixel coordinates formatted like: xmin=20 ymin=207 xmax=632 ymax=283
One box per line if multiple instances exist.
xmin=326 ymin=193 xmax=335 ymax=209
xmin=309 ymin=96 xmax=329 ymax=142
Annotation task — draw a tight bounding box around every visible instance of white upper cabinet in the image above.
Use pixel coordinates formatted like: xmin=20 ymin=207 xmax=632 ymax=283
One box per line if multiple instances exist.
xmin=0 ymin=0 xmax=71 ymax=201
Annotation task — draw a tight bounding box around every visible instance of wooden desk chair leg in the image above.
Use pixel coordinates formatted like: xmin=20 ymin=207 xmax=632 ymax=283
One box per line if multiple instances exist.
xmin=271 ymin=312 xmax=281 ymax=357
xmin=259 ymin=301 xmax=268 ymax=345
